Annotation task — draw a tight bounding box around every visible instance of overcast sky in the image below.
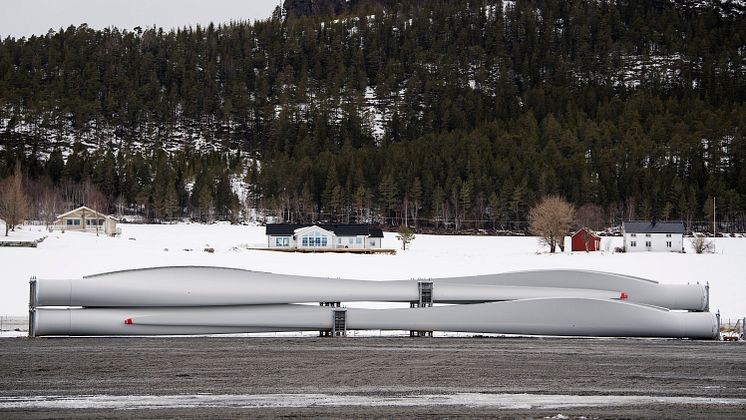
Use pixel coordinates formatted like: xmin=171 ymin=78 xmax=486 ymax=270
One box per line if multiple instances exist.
xmin=1 ymin=0 xmax=281 ymax=39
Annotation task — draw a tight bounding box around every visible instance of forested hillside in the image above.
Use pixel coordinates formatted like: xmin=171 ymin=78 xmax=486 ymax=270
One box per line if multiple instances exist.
xmin=1 ymin=0 xmax=745 ymax=231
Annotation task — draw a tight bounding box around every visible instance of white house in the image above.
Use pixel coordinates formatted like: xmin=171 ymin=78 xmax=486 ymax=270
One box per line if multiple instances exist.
xmin=622 ymin=221 xmax=684 ymax=252
xmin=54 ymin=206 xmax=119 ymax=236
xmin=266 ymin=224 xmax=383 ymax=250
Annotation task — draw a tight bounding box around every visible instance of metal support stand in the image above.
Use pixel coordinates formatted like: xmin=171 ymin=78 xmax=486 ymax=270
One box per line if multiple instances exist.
xmin=410 ymin=281 xmax=433 ymax=337
xmin=332 ymin=309 xmax=347 ymax=337
xmin=705 ymin=282 xmax=710 ymax=312
xmin=716 ymin=310 xmax=721 ymax=340
xmin=319 ymin=302 xmax=341 ymax=337
xmin=28 ymin=276 xmax=37 ymax=338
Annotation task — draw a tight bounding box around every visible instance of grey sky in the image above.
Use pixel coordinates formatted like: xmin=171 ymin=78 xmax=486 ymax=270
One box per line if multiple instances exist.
xmin=1 ymin=0 xmax=281 ymax=39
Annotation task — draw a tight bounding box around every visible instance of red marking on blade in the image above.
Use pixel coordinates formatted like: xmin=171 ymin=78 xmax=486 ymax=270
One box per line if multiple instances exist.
xmin=620 ymin=293 xmax=628 ymax=300
xmin=124 ymin=318 xmax=133 ymax=325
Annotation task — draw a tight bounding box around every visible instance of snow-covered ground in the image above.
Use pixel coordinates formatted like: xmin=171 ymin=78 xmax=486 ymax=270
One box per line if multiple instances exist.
xmin=0 ymin=224 xmax=743 ymax=319
xmin=0 ymin=225 xmax=47 ymax=243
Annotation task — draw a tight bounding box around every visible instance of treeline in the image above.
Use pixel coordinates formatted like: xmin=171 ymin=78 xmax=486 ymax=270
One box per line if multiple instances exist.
xmin=14 ymin=146 xmax=244 ymax=223
xmin=1 ymin=0 xmax=745 ymax=230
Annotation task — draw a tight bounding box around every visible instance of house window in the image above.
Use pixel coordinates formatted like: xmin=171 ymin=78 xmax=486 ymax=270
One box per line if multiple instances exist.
xmin=66 ymin=219 xmax=73 ymax=225
xmin=356 ymin=237 xmax=362 ymax=245
xmin=630 ymin=233 xmax=636 ymax=237
xmin=666 ymin=241 xmax=672 ymax=247
xmin=630 ymin=241 xmax=636 ymax=247
xmin=666 ymin=233 xmax=671 ymax=238
xmin=74 ymin=219 xmax=80 ymax=225
xmin=370 ymin=240 xmax=376 ymax=247
xmin=301 ymin=231 xmax=327 ymax=247
xmin=645 ymin=233 xmax=651 ymax=238
xmin=348 ymin=238 xmax=354 ymax=245
xmin=645 ymin=241 xmax=652 ymax=247
xmin=275 ymin=237 xmax=289 ymax=247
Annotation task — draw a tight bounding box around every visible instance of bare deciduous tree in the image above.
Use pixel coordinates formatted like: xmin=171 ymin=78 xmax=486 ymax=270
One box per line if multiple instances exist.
xmin=575 ymin=203 xmax=605 ymax=230
xmin=0 ymin=162 xmax=29 ymax=236
xmin=87 ymin=185 xmax=108 ymax=236
xmin=529 ymin=195 xmax=575 ymax=253
xmin=37 ymin=183 xmax=63 ymax=228
xmin=691 ymin=235 xmax=714 ymax=254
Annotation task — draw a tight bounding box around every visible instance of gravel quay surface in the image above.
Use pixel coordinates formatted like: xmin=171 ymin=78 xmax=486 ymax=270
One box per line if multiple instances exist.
xmin=1 ymin=336 xmax=744 ymax=418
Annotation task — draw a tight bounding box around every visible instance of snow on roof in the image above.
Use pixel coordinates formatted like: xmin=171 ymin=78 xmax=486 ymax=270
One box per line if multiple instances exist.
xmin=623 ymin=221 xmax=685 ymax=234
xmin=55 ymin=206 xmax=116 ymax=221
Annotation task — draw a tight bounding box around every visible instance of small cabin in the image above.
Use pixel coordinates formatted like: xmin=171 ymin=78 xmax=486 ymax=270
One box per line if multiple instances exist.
xmin=54 ymin=206 xmax=119 ymax=236
xmin=571 ymin=227 xmax=601 ymax=252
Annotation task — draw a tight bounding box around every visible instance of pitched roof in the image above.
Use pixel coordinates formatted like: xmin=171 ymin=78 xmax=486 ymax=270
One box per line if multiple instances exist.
xmin=265 ymin=224 xmax=305 ymax=235
xmin=368 ymin=227 xmax=384 ymax=238
xmin=571 ymin=227 xmax=600 ymax=239
xmin=266 ymin=224 xmax=384 ymax=238
xmin=293 ymin=225 xmax=335 ymax=236
xmin=623 ymin=221 xmax=685 ymax=234
xmin=55 ymin=206 xmax=115 ymax=220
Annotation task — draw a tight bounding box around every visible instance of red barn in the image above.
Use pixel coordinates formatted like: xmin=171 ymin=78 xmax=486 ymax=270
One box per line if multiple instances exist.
xmin=571 ymin=228 xmax=601 ymax=252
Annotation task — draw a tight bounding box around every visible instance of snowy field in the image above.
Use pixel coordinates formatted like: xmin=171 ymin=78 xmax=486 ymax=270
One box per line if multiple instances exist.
xmin=0 ymin=223 xmax=744 ymax=320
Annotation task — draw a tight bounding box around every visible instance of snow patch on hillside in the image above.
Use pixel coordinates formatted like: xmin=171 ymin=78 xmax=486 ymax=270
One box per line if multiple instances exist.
xmin=678 ymin=0 xmax=746 ymax=17
xmin=365 ymin=86 xmax=386 ymax=142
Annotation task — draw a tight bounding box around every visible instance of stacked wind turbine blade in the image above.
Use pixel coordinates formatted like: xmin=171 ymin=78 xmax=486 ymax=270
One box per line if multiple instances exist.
xmin=439 ymin=269 xmax=708 ymax=311
xmin=33 ymin=266 xmax=625 ymax=307
xmin=29 ymin=266 xmax=717 ymax=339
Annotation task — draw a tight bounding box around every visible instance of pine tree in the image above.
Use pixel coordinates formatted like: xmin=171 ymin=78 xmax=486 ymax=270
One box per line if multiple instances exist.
xmin=488 ymin=191 xmax=499 ymax=230
xmin=378 ymin=173 xmax=397 ymax=225
xmin=46 ymin=149 xmax=64 ymax=184
xmin=215 ymin=170 xmax=237 ymax=222
xmin=410 ymin=177 xmax=422 ymax=227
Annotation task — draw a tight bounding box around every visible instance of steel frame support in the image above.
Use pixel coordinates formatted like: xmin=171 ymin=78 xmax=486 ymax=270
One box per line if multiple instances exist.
xmin=332 ymin=309 xmax=347 ymax=337
xmin=410 ymin=281 xmax=434 ymax=337
xmin=28 ymin=276 xmax=37 ymax=338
